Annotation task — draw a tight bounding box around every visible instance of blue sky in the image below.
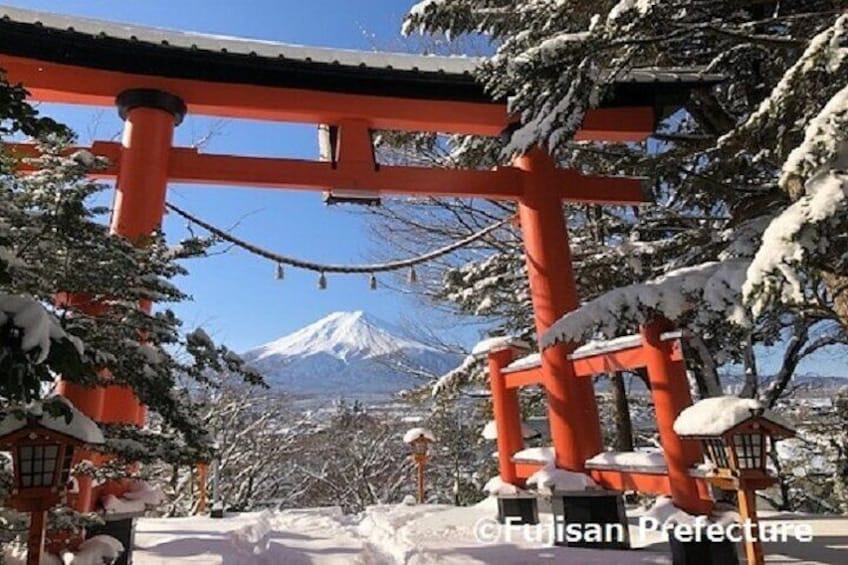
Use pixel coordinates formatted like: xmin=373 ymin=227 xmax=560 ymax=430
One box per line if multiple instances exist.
xmin=5 ymin=0 xmax=465 ymax=352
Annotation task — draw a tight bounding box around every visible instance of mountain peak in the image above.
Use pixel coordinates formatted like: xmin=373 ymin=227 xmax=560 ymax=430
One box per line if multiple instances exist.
xmin=241 ymin=311 xmax=461 ymax=396
xmin=244 ymin=310 xmax=434 ymax=363
xmin=326 ymin=310 xmax=365 ymax=320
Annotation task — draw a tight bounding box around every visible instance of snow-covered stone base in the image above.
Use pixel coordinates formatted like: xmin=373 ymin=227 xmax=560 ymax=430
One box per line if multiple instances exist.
xmin=526 ymin=464 xmax=597 ymax=494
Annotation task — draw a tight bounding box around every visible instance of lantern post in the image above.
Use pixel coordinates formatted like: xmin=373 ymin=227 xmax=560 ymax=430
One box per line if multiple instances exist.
xmin=404 ymin=428 xmax=435 ymax=504
xmin=196 ymin=463 xmax=208 ymax=514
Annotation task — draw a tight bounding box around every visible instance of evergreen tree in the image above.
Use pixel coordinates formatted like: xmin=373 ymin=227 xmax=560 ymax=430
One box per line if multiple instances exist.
xmin=388 ymin=1 xmax=848 ymax=400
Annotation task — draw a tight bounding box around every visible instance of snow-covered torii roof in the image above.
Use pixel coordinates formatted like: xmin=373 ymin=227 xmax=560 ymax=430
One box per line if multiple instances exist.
xmin=0 ymin=5 xmax=723 ymax=105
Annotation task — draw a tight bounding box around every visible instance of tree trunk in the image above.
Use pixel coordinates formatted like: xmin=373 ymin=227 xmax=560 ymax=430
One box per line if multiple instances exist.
xmin=740 ymin=333 xmax=759 ymax=398
xmin=610 ymin=372 xmax=634 ymax=452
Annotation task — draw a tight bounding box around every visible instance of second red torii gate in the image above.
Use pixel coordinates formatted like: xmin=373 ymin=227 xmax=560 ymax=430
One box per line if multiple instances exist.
xmin=0 ymin=5 xmax=721 ymax=526
xmin=484 ymin=322 xmax=712 ymax=515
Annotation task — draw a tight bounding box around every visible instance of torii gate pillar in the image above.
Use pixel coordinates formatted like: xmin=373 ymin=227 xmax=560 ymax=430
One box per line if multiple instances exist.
xmin=58 ymin=90 xmax=184 ymax=520
xmin=101 ymin=89 xmax=186 ymax=427
xmin=516 ymin=148 xmax=603 ymax=471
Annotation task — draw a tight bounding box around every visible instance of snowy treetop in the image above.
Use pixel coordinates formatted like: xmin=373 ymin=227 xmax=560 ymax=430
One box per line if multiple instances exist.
xmin=673 ymin=396 xmax=794 ymax=437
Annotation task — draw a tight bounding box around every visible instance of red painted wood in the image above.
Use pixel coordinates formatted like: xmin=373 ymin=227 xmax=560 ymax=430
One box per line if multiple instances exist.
xmin=641 ymin=321 xmax=712 ymax=514
xmin=517 ymin=149 xmax=602 ymax=471
xmin=488 ymin=348 xmax=525 ymax=486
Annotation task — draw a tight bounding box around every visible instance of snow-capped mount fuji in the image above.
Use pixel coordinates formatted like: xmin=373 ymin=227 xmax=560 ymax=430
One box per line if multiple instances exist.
xmin=241 ymin=311 xmax=460 ymax=397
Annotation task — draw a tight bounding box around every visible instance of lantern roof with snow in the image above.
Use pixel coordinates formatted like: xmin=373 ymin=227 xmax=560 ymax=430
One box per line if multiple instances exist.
xmin=403 ymin=427 xmax=435 ymax=444
xmin=0 ymin=397 xmax=104 ymax=446
xmin=673 ymin=396 xmax=794 ymax=439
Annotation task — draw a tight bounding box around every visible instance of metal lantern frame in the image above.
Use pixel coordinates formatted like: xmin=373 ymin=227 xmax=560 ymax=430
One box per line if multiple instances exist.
xmin=0 ymin=416 xmax=92 ymax=565
xmin=405 ymin=432 xmax=434 ymax=504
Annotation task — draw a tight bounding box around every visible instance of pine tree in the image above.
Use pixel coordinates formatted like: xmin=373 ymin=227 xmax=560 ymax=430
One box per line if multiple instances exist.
xmin=388 ymin=1 xmax=848 ymax=401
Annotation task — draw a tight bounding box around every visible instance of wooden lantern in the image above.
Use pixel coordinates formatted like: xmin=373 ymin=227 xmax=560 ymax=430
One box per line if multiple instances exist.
xmin=680 ymin=407 xmax=794 ymax=490
xmin=404 ymin=428 xmax=435 ymax=504
xmin=675 ymin=398 xmax=795 ymax=565
xmin=0 ymin=398 xmax=103 ymax=565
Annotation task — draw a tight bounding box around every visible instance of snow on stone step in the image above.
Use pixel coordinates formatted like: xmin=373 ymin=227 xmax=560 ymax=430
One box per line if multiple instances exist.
xmin=527 ymin=464 xmax=597 ymax=494
xmin=482 ymin=475 xmax=527 ymax=496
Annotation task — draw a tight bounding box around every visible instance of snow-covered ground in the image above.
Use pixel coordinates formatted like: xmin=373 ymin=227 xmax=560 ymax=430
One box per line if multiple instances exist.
xmin=133 ymin=498 xmax=848 ymax=564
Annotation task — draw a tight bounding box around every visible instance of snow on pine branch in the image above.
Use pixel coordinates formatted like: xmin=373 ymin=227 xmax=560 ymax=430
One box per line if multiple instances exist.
xmin=432 ymin=336 xmax=529 ymax=396
xmin=541 ymin=259 xmax=750 ymax=348
xmin=402 ymin=0 xmax=447 ymax=36
xmin=607 ymin=0 xmax=658 ymax=26
xmin=431 ymin=353 xmax=485 ymax=396
xmin=0 ymin=293 xmax=74 ymax=363
xmin=720 ymin=13 xmax=848 ymax=155
xmin=744 ymin=82 xmax=848 ymax=315
xmin=505 ymin=57 xmax=601 ymax=155
xmin=744 ymin=170 xmax=848 ymax=315
xmin=781 ymin=83 xmax=848 ymax=191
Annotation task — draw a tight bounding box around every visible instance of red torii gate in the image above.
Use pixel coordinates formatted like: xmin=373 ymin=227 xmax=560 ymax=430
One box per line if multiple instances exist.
xmin=0 ymin=4 xmax=720 ymax=545
xmin=485 ymin=323 xmax=713 ymax=515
